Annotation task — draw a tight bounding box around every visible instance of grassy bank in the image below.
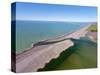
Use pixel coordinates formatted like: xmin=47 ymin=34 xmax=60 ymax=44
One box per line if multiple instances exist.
xmin=87 ymin=24 xmax=97 ymax=31
xmin=38 ymin=38 xmax=97 ymax=71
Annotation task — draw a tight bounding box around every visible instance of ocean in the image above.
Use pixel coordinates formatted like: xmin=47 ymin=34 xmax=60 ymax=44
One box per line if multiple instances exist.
xmin=15 ymin=20 xmax=88 ymax=54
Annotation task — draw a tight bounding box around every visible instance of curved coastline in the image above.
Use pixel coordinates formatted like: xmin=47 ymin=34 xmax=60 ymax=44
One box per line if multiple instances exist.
xmin=16 ymin=24 xmax=90 ymax=55
xmin=16 ymin=25 xmax=90 ymax=73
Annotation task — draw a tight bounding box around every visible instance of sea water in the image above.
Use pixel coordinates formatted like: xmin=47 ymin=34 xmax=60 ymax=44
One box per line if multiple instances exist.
xmin=16 ymin=21 xmax=88 ymax=54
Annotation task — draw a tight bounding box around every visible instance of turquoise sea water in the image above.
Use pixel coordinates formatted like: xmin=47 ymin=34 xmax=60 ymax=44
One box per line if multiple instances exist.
xmin=16 ymin=21 xmax=88 ymax=53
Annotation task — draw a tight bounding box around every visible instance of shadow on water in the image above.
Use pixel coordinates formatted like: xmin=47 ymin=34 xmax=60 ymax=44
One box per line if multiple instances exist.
xmin=38 ymin=38 xmax=97 ymax=71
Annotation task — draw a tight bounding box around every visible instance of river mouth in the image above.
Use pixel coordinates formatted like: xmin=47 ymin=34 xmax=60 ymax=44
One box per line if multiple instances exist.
xmin=38 ymin=37 xmax=97 ymax=71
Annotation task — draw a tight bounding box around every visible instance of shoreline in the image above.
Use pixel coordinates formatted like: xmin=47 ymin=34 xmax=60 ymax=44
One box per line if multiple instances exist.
xmin=16 ymin=25 xmax=90 ymax=55
xmin=38 ymin=38 xmax=97 ymax=71
xmin=15 ymin=25 xmax=90 ymax=73
xmin=16 ymin=40 xmax=74 ymax=73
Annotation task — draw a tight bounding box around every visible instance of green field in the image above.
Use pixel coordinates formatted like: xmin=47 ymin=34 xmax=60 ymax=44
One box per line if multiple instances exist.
xmin=87 ymin=25 xmax=97 ymax=31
